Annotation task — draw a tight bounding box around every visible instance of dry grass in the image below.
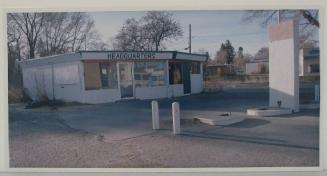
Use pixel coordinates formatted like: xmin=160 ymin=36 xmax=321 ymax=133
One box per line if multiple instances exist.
xmin=8 ymin=85 xmax=23 ymax=104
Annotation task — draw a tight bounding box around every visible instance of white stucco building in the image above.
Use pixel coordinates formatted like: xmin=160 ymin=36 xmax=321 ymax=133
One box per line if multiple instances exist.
xmin=19 ymin=50 xmax=208 ymax=104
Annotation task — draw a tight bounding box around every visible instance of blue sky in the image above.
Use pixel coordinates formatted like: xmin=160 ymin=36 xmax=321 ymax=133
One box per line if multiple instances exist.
xmin=89 ymin=10 xmax=273 ymax=57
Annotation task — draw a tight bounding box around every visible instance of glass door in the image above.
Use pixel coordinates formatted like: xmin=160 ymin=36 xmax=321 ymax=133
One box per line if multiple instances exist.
xmin=119 ymin=63 xmax=134 ymax=98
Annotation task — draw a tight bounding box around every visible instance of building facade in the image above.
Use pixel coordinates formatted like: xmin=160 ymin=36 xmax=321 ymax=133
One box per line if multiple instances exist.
xmin=299 ymin=47 xmax=320 ymax=76
xmin=205 ymin=64 xmax=235 ymax=78
xmin=19 ymin=51 xmax=208 ymax=104
xmin=245 ymin=58 xmax=269 ymax=75
xmin=245 ymin=47 xmax=320 ymax=77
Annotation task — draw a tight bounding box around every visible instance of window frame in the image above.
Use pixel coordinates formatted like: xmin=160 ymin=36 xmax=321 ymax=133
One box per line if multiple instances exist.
xmin=191 ymin=62 xmax=201 ymax=74
xmin=99 ymin=63 xmax=109 ymax=88
xmin=309 ymin=64 xmax=319 ymax=73
xmin=134 ymin=61 xmax=166 ymax=87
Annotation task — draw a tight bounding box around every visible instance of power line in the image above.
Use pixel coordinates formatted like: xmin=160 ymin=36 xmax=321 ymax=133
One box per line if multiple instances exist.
xmin=191 ymin=31 xmax=267 ymax=38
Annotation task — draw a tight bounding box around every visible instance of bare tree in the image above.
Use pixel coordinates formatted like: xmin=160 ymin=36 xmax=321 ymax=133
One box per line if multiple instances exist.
xmin=7 ymin=15 xmax=22 ymax=60
xmin=37 ymin=12 xmax=97 ymax=56
xmin=37 ymin=12 xmax=71 ymax=56
xmin=242 ymin=10 xmax=319 ymax=46
xmin=113 ymin=18 xmax=146 ymax=50
xmin=113 ymin=11 xmax=183 ymax=51
xmin=7 ymin=15 xmax=24 ymax=88
xmin=142 ymin=11 xmax=183 ymax=51
xmin=254 ymin=47 xmax=269 ymax=60
xmin=243 ymin=10 xmax=319 ymax=27
xmin=86 ymin=30 xmax=109 ymax=50
xmin=68 ymin=13 xmax=95 ymax=52
xmin=9 ymin=13 xmax=46 ymax=59
xmin=8 ymin=12 xmax=108 ymax=102
xmin=9 ymin=12 xmax=104 ymax=58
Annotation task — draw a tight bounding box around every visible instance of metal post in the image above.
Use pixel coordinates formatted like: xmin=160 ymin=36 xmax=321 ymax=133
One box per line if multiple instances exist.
xmin=152 ymin=100 xmax=160 ymax=130
xmin=277 ymin=10 xmax=281 ymax=24
xmin=172 ymin=102 xmax=180 ymax=135
xmin=84 ymin=34 xmax=87 ymax=50
xmin=189 ymin=24 xmax=192 ymax=53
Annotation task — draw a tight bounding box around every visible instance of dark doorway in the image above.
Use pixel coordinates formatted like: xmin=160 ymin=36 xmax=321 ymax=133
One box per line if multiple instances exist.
xmin=182 ymin=63 xmax=191 ymax=94
xmin=169 ymin=62 xmax=182 ymax=85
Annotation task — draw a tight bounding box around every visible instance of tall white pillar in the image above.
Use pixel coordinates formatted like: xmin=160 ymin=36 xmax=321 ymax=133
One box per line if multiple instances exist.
xmin=268 ymin=20 xmax=299 ymax=112
xmin=315 ymin=84 xmax=320 ymax=102
xmin=152 ymin=101 xmax=160 ymax=130
xmin=172 ymin=102 xmax=180 ymax=135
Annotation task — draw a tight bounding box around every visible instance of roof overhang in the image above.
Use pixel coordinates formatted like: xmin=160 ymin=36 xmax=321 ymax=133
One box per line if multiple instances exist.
xmin=18 ymin=50 xmax=208 ymax=68
xmin=18 ymin=53 xmax=81 ymax=68
xmin=80 ymin=51 xmax=174 ymax=61
xmin=79 ymin=50 xmax=207 ymax=62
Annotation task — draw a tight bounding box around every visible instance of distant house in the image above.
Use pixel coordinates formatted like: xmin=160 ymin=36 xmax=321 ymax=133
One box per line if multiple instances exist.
xmin=205 ymin=64 xmax=234 ymax=78
xmin=299 ymin=47 xmax=319 ymax=76
xmin=245 ymin=58 xmax=269 ymax=75
xmin=245 ymin=47 xmax=319 ymax=77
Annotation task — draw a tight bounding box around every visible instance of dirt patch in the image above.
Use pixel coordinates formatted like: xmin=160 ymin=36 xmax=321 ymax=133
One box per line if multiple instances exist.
xmin=8 ymin=86 xmax=23 ymax=104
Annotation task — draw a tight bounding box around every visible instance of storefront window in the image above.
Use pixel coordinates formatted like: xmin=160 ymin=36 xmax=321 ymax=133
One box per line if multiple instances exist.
xmin=107 ymin=64 xmax=118 ymax=89
xmin=191 ymin=62 xmax=201 ymax=74
xmin=309 ymin=64 xmax=319 ymax=73
xmin=99 ymin=63 xmax=118 ymax=89
xmin=169 ymin=62 xmax=182 ymax=84
xmin=100 ymin=63 xmax=109 ymax=88
xmin=134 ymin=61 xmax=166 ymax=87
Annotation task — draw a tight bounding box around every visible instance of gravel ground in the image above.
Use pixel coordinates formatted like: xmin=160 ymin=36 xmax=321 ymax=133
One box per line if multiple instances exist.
xmin=9 ymin=87 xmax=319 ymax=168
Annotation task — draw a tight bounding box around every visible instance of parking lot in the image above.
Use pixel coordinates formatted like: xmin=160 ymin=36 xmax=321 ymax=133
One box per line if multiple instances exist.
xmin=9 ymin=86 xmax=319 ymax=167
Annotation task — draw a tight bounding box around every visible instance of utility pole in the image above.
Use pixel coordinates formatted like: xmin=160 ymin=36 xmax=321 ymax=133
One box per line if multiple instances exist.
xmin=84 ymin=34 xmax=87 ymax=50
xmin=277 ymin=10 xmax=281 ymax=24
xmin=189 ymin=24 xmax=191 ymax=53
xmin=51 ymin=63 xmax=55 ymax=101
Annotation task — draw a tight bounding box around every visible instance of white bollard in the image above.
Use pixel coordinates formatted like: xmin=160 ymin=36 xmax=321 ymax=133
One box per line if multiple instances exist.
xmin=172 ymin=102 xmax=181 ymax=135
xmin=152 ymin=101 xmax=160 ymax=130
xmin=315 ymin=84 xmax=320 ymax=102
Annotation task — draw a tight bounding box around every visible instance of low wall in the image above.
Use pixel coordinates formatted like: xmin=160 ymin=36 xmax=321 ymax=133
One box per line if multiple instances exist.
xmin=135 ymin=86 xmax=168 ymax=99
xmin=82 ymin=89 xmax=121 ymax=104
xmin=167 ymin=84 xmax=184 ymax=97
xmin=191 ymin=74 xmax=203 ymax=94
xmin=205 ymin=75 xmax=268 ymax=87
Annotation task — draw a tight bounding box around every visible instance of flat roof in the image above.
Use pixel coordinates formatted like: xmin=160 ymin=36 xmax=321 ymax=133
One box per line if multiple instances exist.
xmin=19 ymin=50 xmax=208 ymax=67
xmin=78 ymin=50 xmax=208 ymax=57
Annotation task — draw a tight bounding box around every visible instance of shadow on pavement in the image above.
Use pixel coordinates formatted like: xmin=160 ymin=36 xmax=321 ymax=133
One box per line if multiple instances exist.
xmin=229 ymin=118 xmax=270 ymax=128
xmin=268 ymin=109 xmax=320 ymax=118
xmin=180 ymin=131 xmax=319 ymax=150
